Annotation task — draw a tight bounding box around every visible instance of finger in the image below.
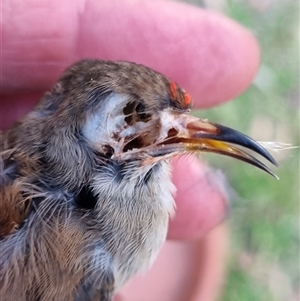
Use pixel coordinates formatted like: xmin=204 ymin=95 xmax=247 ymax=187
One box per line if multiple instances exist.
xmin=168 ymin=155 xmax=228 ymax=240
xmin=2 ymin=0 xmax=259 ymax=105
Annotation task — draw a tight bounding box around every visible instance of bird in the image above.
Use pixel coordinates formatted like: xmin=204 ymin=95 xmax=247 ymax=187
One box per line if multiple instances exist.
xmin=0 ymin=59 xmax=277 ymax=301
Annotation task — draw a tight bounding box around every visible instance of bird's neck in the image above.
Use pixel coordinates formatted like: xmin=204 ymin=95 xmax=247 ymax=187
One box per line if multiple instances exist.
xmin=90 ymin=161 xmax=176 ymax=287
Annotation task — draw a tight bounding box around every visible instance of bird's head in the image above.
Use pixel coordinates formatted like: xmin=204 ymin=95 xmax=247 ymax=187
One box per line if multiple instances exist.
xmin=12 ymin=60 xmax=277 ymax=192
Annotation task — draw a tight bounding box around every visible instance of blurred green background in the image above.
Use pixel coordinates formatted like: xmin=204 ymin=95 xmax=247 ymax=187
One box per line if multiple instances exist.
xmin=180 ymin=0 xmax=299 ymax=300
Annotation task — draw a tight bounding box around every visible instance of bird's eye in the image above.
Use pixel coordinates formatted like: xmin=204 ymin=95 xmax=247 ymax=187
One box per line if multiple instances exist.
xmin=123 ymin=102 xmax=136 ymax=125
xmin=118 ymin=101 xmax=162 ymax=154
xmin=135 ymin=103 xmax=151 ymax=122
xmin=123 ymin=101 xmax=151 ymax=126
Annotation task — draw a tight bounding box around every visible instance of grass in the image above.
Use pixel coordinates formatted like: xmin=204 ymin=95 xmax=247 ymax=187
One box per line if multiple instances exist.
xmin=181 ymin=0 xmax=299 ymax=300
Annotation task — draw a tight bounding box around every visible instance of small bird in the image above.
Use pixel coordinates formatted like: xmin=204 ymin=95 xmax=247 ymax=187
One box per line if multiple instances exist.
xmin=0 ymin=59 xmax=277 ymax=301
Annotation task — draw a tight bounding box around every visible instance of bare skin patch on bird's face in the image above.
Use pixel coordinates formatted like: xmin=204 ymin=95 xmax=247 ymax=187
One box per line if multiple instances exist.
xmin=83 ymin=93 xmax=197 ymax=163
xmin=83 ymin=93 xmax=162 ymax=158
xmin=83 ymin=93 xmax=211 ymax=163
xmin=116 ymin=111 xmax=203 ymax=161
xmin=83 ymin=93 xmax=201 ymax=162
xmin=121 ymin=101 xmax=160 ymax=152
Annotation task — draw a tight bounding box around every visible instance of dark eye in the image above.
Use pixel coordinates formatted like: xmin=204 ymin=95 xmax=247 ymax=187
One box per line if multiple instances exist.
xmin=123 ymin=102 xmax=136 ymax=125
xmin=123 ymin=102 xmax=151 ymax=125
xmin=135 ymin=103 xmax=151 ymax=121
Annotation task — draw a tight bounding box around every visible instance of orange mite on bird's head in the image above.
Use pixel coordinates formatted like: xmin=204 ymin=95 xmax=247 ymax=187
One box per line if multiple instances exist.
xmin=168 ymin=80 xmax=193 ymax=111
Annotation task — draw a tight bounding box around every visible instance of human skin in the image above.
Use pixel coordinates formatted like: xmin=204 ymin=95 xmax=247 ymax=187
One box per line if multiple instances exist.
xmin=1 ymin=0 xmax=259 ymax=300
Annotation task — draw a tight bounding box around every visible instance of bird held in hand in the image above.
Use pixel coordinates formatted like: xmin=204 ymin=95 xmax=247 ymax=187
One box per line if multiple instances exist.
xmin=0 ymin=59 xmax=277 ymax=301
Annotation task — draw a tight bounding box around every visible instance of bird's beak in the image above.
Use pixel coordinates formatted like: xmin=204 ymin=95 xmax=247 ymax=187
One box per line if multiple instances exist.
xmin=142 ymin=113 xmax=278 ymax=178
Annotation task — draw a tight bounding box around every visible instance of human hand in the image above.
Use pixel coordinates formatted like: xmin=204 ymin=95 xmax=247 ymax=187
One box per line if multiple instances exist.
xmin=1 ymin=0 xmax=259 ymax=300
